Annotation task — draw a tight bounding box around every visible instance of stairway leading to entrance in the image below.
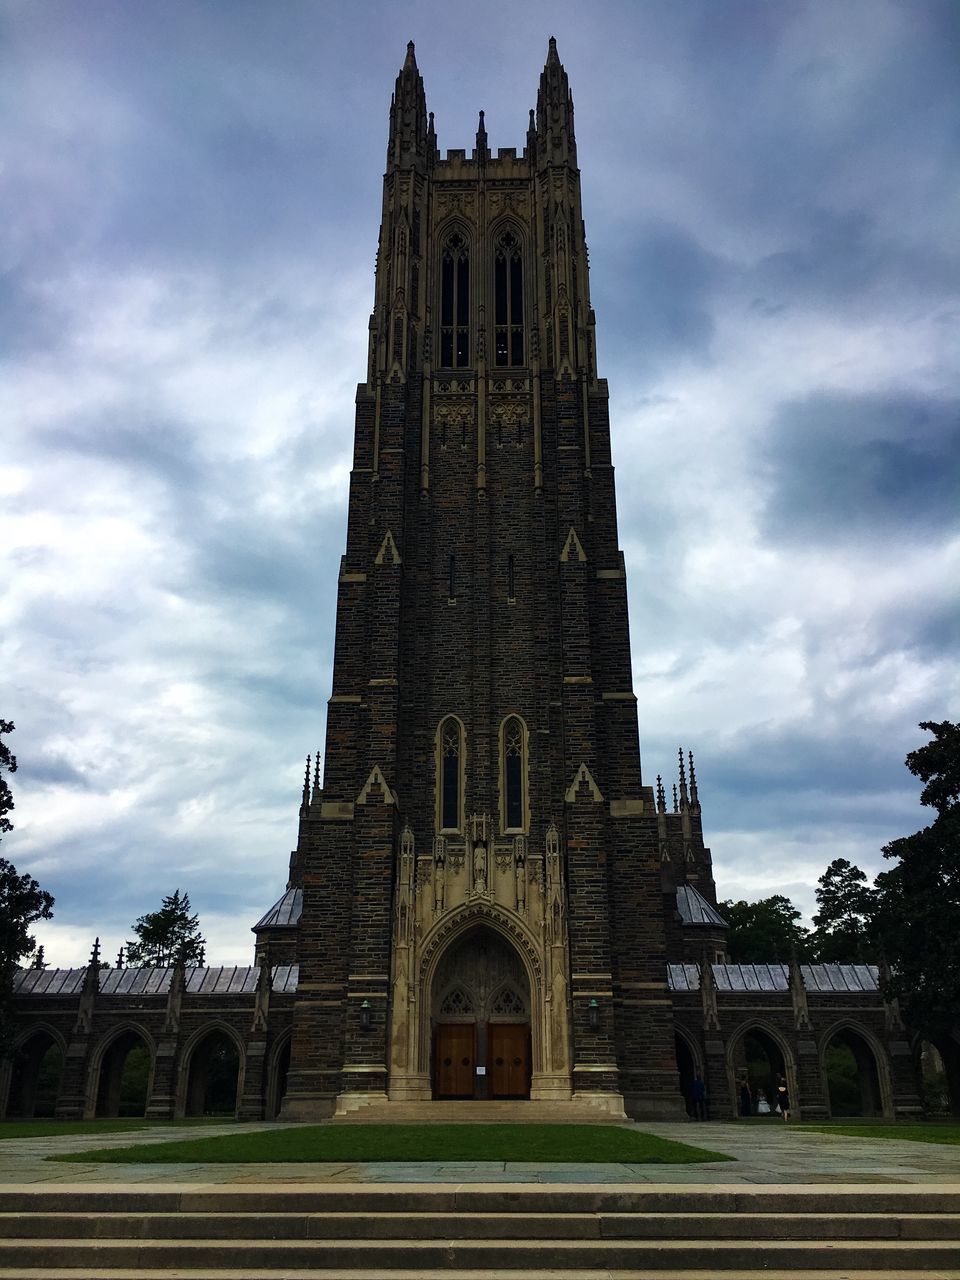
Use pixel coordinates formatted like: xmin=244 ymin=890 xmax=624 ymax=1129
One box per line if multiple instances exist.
xmin=333 ymin=1098 xmax=625 ymax=1122
xmin=1 ymin=1184 xmax=959 ymax=1277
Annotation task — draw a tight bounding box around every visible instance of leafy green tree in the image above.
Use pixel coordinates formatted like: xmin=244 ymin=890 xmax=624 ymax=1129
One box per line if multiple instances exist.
xmin=0 ymin=722 xmax=56 ymax=1054
xmin=718 ymin=894 xmax=811 ymax=963
xmin=874 ymin=720 xmax=960 ymax=1113
xmin=0 ymin=718 xmax=16 ymax=839
xmin=125 ymin=889 xmax=206 ymax=967
xmin=811 ymin=858 xmax=878 ymax=962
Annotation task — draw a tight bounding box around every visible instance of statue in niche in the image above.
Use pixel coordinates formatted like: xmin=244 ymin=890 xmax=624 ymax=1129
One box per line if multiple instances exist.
xmin=473 ymin=842 xmax=487 ymax=897
xmin=434 ymin=855 xmax=446 ymax=914
xmin=515 ymin=854 xmax=526 ymax=913
xmin=399 ymin=822 xmax=414 ymax=884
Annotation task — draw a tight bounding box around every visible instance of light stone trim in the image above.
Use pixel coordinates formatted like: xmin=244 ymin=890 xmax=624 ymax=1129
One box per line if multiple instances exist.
xmin=610 ymin=798 xmax=645 ymax=816
xmin=320 ymin=801 xmax=355 ymax=820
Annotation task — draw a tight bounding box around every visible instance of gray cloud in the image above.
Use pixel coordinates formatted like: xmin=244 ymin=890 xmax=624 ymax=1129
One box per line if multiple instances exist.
xmin=3 ymin=0 xmax=958 ymax=964
xmin=760 ymin=392 xmax=960 ymax=543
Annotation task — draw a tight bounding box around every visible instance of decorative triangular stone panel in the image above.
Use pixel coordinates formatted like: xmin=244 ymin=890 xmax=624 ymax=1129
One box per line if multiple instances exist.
xmin=356 ymin=764 xmax=398 ymax=807
xmin=564 ymin=762 xmax=603 ymax=803
xmin=375 ymin=529 xmax=402 ymax=566
xmin=560 ymin=527 xmax=586 ymax=562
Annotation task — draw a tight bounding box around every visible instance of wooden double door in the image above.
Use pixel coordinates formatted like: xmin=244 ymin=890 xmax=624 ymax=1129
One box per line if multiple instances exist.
xmin=435 ymin=1023 xmax=530 ymax=1098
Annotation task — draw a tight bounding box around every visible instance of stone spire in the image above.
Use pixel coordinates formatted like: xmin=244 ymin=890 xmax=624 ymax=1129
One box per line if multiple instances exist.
xmin=656 ymin=774 xmax=666 ymax=815
xmin=688 ymin=750 xmax=700 ymax=814
xmin=678 ymin=747 xmax=689 ymax=810
xmin=536 ymin=37 xmax=577 ymax=168
xmin=475 ymin=109 xmax=488 ymax=164
xmin=387 ymin=41 xmax=429 ymax=171
xmin=300 ymin=754 xmax=311 ymax=817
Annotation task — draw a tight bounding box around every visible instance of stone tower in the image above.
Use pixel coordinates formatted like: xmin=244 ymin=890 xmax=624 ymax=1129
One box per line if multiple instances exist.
xmin=281 ymin=39 xmax=684 ymax=1120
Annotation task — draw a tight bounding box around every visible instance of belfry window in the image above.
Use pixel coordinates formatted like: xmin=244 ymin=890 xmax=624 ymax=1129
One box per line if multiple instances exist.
xmin=438 ymin=717 xmax=464 ymax=832
xmin=440 ymin=232 xmax=470 ymax=368
xmin=494 ymin=231 xmax=524 ymax=366
xmin=501 ymin=715 xmax=528 ymax=832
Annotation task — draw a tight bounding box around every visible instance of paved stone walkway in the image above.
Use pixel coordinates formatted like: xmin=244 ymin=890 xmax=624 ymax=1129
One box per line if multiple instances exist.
xmin=1 ymin=1120 xmax=957 ymax=1186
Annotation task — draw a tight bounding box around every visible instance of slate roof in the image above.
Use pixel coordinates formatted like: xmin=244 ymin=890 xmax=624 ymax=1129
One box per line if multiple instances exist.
xmin=16 ymin=961 xmax=877 ymax=999
xmin=667 ymin=962 xmax=879 ymax=993
xmin=13 ymin=965 xmax=300 ymax=997
xmin=675 ymin=884 xmax=728 ymax=928
xmin=252 ymin=887 xmax=303 ymax=931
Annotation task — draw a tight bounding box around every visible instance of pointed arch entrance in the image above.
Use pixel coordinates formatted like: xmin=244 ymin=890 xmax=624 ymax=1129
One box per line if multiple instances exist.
xmin=431 ymin=923 xmax=531 ymax=1099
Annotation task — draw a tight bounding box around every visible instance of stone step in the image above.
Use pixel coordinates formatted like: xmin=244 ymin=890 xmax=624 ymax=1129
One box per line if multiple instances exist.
xmin=2 ymin=1211 xmax=959 ymax=1241
xmin=5 ymin=1186 xmax=960 ymax=1215
xmin=2 ymin=1273 xmax=960 ymax=1280
xmin=1 ymin=1272 xmax=960 ymax=1280
xmin=332 ymin=1100 xmax=624 ymax=1122
xmin=1 ymin=1237 xmax=959 ymax=1271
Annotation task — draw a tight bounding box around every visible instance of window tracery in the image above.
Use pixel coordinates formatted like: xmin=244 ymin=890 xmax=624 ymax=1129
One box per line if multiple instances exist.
xmin=494 ymin=230 xmax=524 ymax=366
xmin=437 ymin=716 xmax=464 ymax=833
xmin=440 ymin=231 xmax=470 ymax=368
xmin=500 ymin=715 xmax=528 ymax=833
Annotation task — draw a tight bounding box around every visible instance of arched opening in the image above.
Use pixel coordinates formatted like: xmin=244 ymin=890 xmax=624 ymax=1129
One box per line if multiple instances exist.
xmin=732 ymin=1026 xmax=788 ymax=1119
xmin=674 ymin=1032 xmax=697 ymax=1117
xmin=269 ymin=1038 xmax=292 ymax=1120
xmin=823 ymin=1026 xmax=883 ymax=1118
xmin=916 ymin=1039 xmax=950 ymax=1115
xmin=431 ymin=924 xmax=530 ymax=1100
xmin=7 ymin=1031 xmax=64 ymax=1117
xmin=95 ymin=1030 xmax=152 ymax=1117
xmin=185 ymin=1030 xmax=240 ymax=1117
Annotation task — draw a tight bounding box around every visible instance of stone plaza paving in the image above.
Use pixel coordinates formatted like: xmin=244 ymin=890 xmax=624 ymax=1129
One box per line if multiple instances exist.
xmin=1 ymin=1120 xmax=958 ymax=1187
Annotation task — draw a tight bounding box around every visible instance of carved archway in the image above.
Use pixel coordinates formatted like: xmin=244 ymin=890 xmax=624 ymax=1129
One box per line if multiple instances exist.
xmin=726 ymin=1020 xmax=798 ymax=1120
xmin=820 ymin=1019 xmax=893 ymax=1119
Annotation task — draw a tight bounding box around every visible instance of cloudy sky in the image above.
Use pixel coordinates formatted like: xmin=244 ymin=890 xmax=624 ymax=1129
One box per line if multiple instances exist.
xmin=3 ymin=0 xmax=958 ymax=968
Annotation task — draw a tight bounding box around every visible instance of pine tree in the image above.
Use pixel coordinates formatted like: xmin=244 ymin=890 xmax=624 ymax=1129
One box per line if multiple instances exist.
xmin=125 ymin=889 xmax=206 ymax=967
xmin=811 ymin=858 xmax=878 ymax=962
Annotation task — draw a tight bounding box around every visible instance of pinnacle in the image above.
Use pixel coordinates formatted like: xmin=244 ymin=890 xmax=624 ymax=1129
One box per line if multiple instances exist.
xmin=403 ymin=40 xmax=417 ymax=70
xmin=546 ymin=35 xmax=560 ymax=63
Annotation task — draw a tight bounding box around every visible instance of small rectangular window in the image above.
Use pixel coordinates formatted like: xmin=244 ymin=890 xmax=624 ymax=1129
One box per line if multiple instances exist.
xmin=507 ymin=554 xmax=515 ymax=600
xmin=449 ymin=554 xmax=456 ymax=601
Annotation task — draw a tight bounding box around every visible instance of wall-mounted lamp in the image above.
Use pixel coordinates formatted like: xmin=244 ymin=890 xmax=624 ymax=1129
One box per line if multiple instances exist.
xmin=588 ymin=998 xmax=600 ymax=1030
xmin=359 ymin=999 xmax=372 ymax=1031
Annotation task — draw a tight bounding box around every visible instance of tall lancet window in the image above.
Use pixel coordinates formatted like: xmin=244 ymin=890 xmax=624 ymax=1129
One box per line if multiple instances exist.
xmin=437 ymin=716 xmax=464 ymax=832
xmin=500 ymin=715 xmax=528 ymax=833
xmin=494 ymin=230 xmax=524 ymax=366
xmin=440 ymin=231 xmax=470 ymax=368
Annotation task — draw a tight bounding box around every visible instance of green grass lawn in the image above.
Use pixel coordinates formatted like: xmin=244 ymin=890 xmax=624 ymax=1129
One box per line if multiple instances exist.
xmin=51 ymin=1123 xmax=732 ymax=1165
xmin=1 ymin=1119 xmax=153 ymax=1140
xmin=797 ymin=1122 xmax=960 ymax=1146
xmin=1 ymin=1117 xmax=227 ymax=1140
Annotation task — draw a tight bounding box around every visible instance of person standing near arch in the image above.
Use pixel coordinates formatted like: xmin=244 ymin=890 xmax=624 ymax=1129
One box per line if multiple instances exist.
xmin=776 ymin=1073 xmax=791 ymax=1121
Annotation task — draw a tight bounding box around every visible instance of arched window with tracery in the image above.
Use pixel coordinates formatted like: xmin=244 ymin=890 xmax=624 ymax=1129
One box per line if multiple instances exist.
xmin=440 ymin=231 xmax=470 ymax=368
xmin=494 ymin=230 xmax=524 ymax=366
xmin=437 ymin=716 xmax=464 ymax=832
xmin=500 ymin=715 xmax=528 ymax=833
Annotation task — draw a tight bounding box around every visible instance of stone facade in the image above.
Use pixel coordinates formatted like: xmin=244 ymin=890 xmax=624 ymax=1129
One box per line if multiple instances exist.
xmin=2 ymin=41 xmax=924 ymax=1125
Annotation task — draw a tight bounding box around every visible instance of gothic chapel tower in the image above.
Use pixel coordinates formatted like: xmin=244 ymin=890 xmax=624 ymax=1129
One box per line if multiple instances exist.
xmin=282 ymin=40 xmax=684 ymax=1120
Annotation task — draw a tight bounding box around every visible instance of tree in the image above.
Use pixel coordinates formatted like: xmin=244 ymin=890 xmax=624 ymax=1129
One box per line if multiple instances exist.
xmin=125 ymin=889 xmax=206 ymax=967
xmin=0 ymin=721 xmax=56 ymax=1054
xmin=873 ymin=721 xmax=960 ymax=1113
xmin=718 ymin=894 xmax=811 ymax=963
xmin=811 ymin=858 xmax=878 ymax=963
xmin=1 ymin=859 xmax=56 ymax=1054
xmin=0 ymin=719 xmax=16 ymax=838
